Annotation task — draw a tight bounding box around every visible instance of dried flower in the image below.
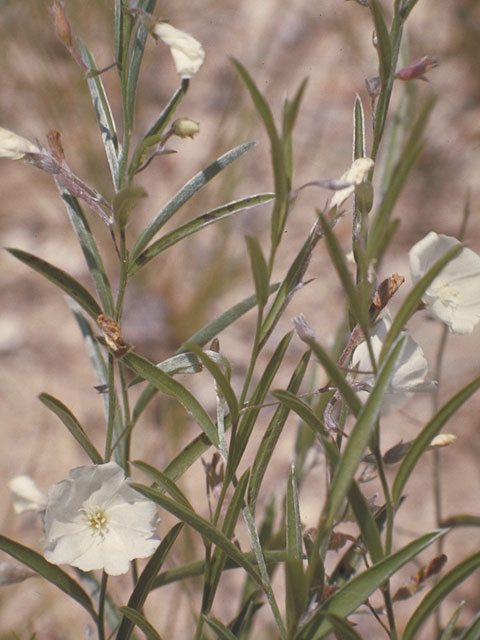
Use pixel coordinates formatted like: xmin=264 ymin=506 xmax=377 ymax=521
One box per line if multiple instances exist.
xmin=0 ymin=127 xmax=38 ymax=160
xmin=44 ymin=462 xmax=160 ymax=575
xmin=395 ymin=56 xmax=438 ymax=81
xmin=152 ymin=22 xmax=205 ymax=78
xmin=8 ymin=475 xmax=46 ymax=514
xmin=350 ymin=310 xmax=436 ymax=413
xmin=409 ymin=232 xmax=480 ymax=334
xmin=329 ymin=157 xmax=374 ymax=210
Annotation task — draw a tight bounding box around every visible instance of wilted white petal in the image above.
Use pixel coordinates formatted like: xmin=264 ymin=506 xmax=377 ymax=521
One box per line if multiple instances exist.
xmin=44 ymin=462 xmax=160 ymax=575
xmin=351 ymin=310 xmax=434 ymax=413
xmin=153 ymin=22 xmax=205 ymax=78
xmin=330 ymin=157 xmax=374 ymax=209
xmin=409 ymin=232 xmax=480 ymax=334
xmin=0 ymin=127 xmax=38 ymax=160
xmin=8 ymin=475 xmax=47 ymax=514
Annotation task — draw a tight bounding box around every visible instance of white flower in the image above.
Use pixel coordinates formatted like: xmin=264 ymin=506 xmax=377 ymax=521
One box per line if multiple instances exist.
xmin=329 ymin=157 xmax=374 ymax=209
xmin=44 ymin=462 xmax=160 ymax=576
xmin=409 ymin=232 xmax=480 ymax=334
xmin=0 ymin=127 xmax=38 ymax=160
xmin=8 ymin=475 xmax=47 ymax=514
xmin=350 ymin=310 xmax=435 ymax=413
xmin=152 ymin=22 xmax=205 ymax=78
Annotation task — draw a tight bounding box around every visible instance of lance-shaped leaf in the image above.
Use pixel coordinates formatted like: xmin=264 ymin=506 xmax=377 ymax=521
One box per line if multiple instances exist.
xmin=246 ymin=234 xmax=270 ymax=309
xmin=248 ymin=350 xmax=310 ymax=511
xmin=132 ymin=461 xmax=193 ymax=510
xmin=131 ymin=483 xmax=262 ymax=586
xmin=259 ymin=219 xmax=322 ymax=348
xmin=0 ymin=535 xmax=97 ymax=623
xmin=320 ymin=337 xmax=405 ymax=536
xmin=295 ymin=530 xmax=446 ymax=639
xmin=124 ymin=351 xmax=219 ymax=447
xmin=117 ymin=523 xmax=183 ymax=640
xmin=59 ymin=189 xmax=114 ymax=316
xmin=129 ymin=193 xmax=273 ymax=274
xmin=393 ymin=375 xmax=480 ymax=505
xmin=78 ymin=41 xmax=120 ymax=190
xmin=129 ymin=142 xmax=256 ymax=262
xmin=282 ymin=78 xmax=308 ymax=184
xmin=285 ymin=467 xmax=307 ymax=635
xmin=203 ymin=470 xmax=250 ymax=612
xmin=118 ymin=607 xmax=164 ymax=640
xmin=232 ymin=60 xmax=288 ymax=241
xmin=7 ymin=248 xmax=101 ymax=320
xmin=39 ymin=394 xmax=103 ymax=464
xmin=370 ymin=0 xmax=392 ymax=85
xmin=402 ymin=551 xmax=480 ymax=640
xmin=203 ymin=615 xmax=239 ymax=640
xmin=227 ymin=332 xmax=293 ymax=482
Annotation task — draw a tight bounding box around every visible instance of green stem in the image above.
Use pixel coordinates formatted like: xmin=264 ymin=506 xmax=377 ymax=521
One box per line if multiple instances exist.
xmin=104 ymin=353 xmax=116 ymax=461
xmin=97 ymin=572 xmax=108 ymax=640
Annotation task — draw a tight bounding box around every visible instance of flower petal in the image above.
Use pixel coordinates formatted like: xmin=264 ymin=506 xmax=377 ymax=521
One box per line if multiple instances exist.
xmin=153 ymin=22 xmax=205 ymax=78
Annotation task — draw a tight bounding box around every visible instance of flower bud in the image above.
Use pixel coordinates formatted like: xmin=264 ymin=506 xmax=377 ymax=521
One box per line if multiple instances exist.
xmin=172 ymin=117 xmax=200 ymax=139
xmin=0 ymin=127 xmax=38 ymax=160
xmin=355 ymin=181 xmax=374 ymax=214
xmin=395 ymin=56 xmax=438 ymax=81
xmin=429 ymin=433 xmax=456 ymax=449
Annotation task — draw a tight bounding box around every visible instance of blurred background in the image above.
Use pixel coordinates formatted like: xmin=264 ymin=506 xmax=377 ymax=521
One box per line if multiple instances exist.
xmin=1 ymin=0 xmax=480 ymax=637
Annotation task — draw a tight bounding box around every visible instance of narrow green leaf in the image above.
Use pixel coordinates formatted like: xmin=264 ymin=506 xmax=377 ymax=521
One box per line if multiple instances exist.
xmin=324 ymin=613 xmax=364 ymax=639
xmin=131 ymin=483 xmax=262 ymax=586
xmin=58 ymin=189 xmax=114 ymax=316
xmin=296 ymin=529 xmax=446 ymax=639
xmin=117 ymin=523 xmax=183 ymax=640
xmin=162 ymin=432 xmax=212 ymax=482
xmin=7 ymin=248 xmax=101 ymax=320
xmin=321 ymin=337 xmax=405 ymax=534
xmin=249 ymin=350 xmax=310 ymax=511
xmin=124 ymin=352 xmax=219 ymax=446
xmin=203 ymin=615 xmax=239 ymax=640
xmin=39 ymin=394 xmax=103 ymax=464
xmin=353 ymin=95 xmax=366 ymax=160
xmin=370 ymin=0 xmax=392 ymax=85
xmin=282 ymin=77 xmax=308 ymax=183
xmin=129 ymin=142 xmax=256 ymax=261
xmin=439 ymin=601 xmax=465 ymax=640
xmin=246 ymin=235 xmax=270 ymax=309
xmin=381 ymin=244 xmax=463 ymax=356
xmin=78 ymin=41 xmax=120 ymax=190
xmin=129 ymin=193 xmax=274 ymax=274
xmin=319 ymin=214 xmax=368 ymax=333
xmin=393 ymin=375 xmax=480 ymax=504
xmin=185 ymin=343 xmax=239 ymax=426
xmin=132 ymin=460 xmax=193 ymax=509
xmin=458 ymin=614 xmax=480 ymax=640
xmin=118 ymin=607 xmax=164 ymax=640
xmin=302 ymin=336 xmax=362 ymax=417
xmin=368 ymin=96 xmax=435 ymax=264
xmin=0 ymin=535 xmax=97 ymax=623
xmin=402 ymin=552 xmax=480 ymax=640
xmin=204 ymin=470 xmax=250 ymax=611
xmin=228 ymin=332 xmax=293 ymax=481
xmin=143 ymin=80 xmax=189 ymax=139
xmin=180 ymin=282 xmax=281 ymax=353
xmin=231 ymin=58 xmax=289 ymax=245
xmin=70 ymin=303 xmax=107 ymax=386
xmin=285 ymin=467 xmax=307 ymax=635
xmin=259 ymin=219 xmax=322 ymax=348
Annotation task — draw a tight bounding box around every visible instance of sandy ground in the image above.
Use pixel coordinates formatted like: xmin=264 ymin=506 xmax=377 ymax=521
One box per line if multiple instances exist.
xmin=1 ymin=1 xmax=480 ymax=638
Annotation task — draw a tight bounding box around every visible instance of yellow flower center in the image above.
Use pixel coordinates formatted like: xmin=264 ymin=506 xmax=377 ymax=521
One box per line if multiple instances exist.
xmin=434 ymin=283 xmax=458 ymax=307
xmin=85 ymin=509 xmax=109 ymax=536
